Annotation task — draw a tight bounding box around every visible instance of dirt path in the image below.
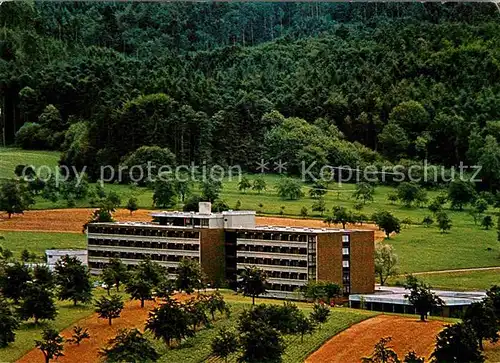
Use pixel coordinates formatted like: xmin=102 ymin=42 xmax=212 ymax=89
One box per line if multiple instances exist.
xmin=412 ymin=266 xmax=500 ymax=275
xmin=0 ymin=209 xmax=386 ymax=241
xmin=306 ymin=315 xmax=446 ymax=363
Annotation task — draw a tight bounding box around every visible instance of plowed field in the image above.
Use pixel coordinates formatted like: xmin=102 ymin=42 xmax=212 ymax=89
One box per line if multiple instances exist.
xmin=0 ymin=209 xmax=386 ymax=241
xmin=305 ymin=315 xmax=446 ymax=363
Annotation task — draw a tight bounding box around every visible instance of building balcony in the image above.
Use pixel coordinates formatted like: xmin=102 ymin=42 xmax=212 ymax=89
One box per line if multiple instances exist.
xmin=87 ymin=233 xmax=199 ymax=244
xmin=88 ymin=256 xmax=191 ymax=268
xmin=236 ymin=238 xmax=307 ymax=248
xmin=236 ymin=250 xmax=307 ymax=261
xmin=267 ymin=277 xmax=308 ymax=286
xmin=87 ymin=245 xmax=200 ymax=257
xmin=237 ymin=263 xmax=307 ymax=273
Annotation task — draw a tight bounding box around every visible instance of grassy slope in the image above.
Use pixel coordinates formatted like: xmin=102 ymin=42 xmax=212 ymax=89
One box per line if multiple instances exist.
xmin=0 ymin=231 xmax=85 ymax=256
xmin=151 ymin=292 xmax=375 ymax=363
xmin=414 ymin=270 xmax=500 ymax=291
xmin=0 ymin=148 xmax=60 ymax=180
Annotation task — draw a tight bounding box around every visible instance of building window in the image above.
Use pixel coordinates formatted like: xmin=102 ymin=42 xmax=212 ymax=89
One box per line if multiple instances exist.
xmin=342 ymin=260 xmax=349 ymax=268
xmin=342 ymin=235 xmax=350 ymax=243
xmin=342 ymin=247 xmax=350 ymax=255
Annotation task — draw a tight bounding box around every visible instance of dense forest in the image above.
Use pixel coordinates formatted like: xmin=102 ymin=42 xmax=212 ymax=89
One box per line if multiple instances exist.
xmin=2 ymin=2 xmax=500 ymax=187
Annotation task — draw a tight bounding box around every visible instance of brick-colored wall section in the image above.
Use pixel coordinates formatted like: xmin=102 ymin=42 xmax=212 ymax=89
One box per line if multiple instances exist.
xmin=316 ymin=233 xmax=342 ymax=286
xmin=350 ymin=230 xmax=375 ymax=294
xmin=199 ymin=229 xmax=226 ymax=286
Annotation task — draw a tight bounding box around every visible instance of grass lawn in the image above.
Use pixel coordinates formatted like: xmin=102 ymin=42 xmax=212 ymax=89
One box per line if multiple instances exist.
xmin=0 ymin=289 xmax=111 ymax=362
xmin=413 ymin=270 xmax=500 ymax=291
xmin=0 ymin=147 xmax=60 ymax=180
xmin=0 ymin=231 xmax=85 ymax=256
xmin=151 ymin=291 xmax=375 ymax=363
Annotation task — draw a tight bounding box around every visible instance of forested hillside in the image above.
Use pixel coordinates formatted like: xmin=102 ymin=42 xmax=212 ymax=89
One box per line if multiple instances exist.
xmin=2 ymin=2 xmax=500 ymax=186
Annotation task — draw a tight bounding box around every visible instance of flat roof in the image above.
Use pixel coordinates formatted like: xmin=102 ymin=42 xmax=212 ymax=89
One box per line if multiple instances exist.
xmin=350 ymin=286 xmax=486 ymax=307
xmin=228 ymin=226 xmax=371 ymax=234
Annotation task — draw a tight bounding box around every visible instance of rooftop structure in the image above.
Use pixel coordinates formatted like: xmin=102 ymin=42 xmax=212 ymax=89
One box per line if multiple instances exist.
xmin=46 ymin=249 xmax=88 ymax=271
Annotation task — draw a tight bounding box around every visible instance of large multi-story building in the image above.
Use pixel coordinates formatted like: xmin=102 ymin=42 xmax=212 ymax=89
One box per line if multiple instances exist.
xmin=87 ymin=202 xmax=375 ymax=298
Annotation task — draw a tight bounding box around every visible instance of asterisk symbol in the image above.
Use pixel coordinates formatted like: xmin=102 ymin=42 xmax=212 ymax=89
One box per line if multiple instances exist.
xmin=274 ymin=160 xmax=287 ymax=173
xmin=256 ymin=159 xmax=269 ymax=173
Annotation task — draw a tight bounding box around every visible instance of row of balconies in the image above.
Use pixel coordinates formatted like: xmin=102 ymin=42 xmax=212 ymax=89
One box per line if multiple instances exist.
xmin=236 ymin=238 xmax=308 ymax=248
xmin=87 ymin=227 xmax=199 ymax=239
xmin=236 ymin=250 xmax=308 ymax=261
xmin=88 ymin=242 xmax=199 ymax=253
xmin=88 ymin=233 xmax=199 ymax=244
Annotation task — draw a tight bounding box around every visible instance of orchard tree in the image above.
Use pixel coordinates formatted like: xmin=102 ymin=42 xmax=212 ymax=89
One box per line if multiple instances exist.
xmin=362 ymin=337 xmax=400 ymax=363
xmin=481 ymin=215 xmax=494 ymax=230
xmin=396 ymin=182 xmax=427 ymax=207
xmin=18 ymin=283 xmax=57 ymax=324
xmin=296 ymin=315 xmax=315 ymax=342
xmin=0 ymin=179 xmax=33 ymax=218
xmin=152 ymin=180 xmax=177 ymax=208
xmin=0 ymin=261 xmax=31 ymax=302
xmin=126 ymin=197 xmax=138 ymax=215
xmin=82 ymin=207 xmax=114 ymax=232
xmin=252 ymin=177 xmax=267 ymax=194
xmin=103 ymin=258 xmax=129 ymax=292
xmin=95 ymin=295 xmax=124 ymax=326
xmin=310 ymin=303 xmax=330 ymax=326
xmin=238 ymin=266 xmax=267 ymax=305
xmin=372 ymin=211 xmax=401 ymax=238
xmin=68 ymin=326 xmax=90 ymax=346
xmin=205 ymin=292 xmax=230 ymax=321
xmin=211 ymin=328 xmax=238 ymax=363
xmin=300 ymin=206 xmax=308 ymax=218
xmin=176 ymin=258 xmax=205 ymax=293
xmin=447 ymin=180 xmax=476 ymax=210
xmin=403 ymin=351 xmax=424 ymax=363
xmin=277 ymin=178 xmax=304 ymax=200
xmin=33 ymin=265 xmax=55 ymax=289
xmin=486 ymin=285 xmax=500 ymax=320
xmin=353 ymin=182 xmax=375 ymax=204
xmin=54 ymin=255 xmax=93 ymax=306
xmin=374 ymin=243 xmax=398 ymax=286
xmin=436 ymin=211 xmax=452 ymax=233
xmin=100 ymin=329 xmax=159 ymax=363
xmin=463 ymin=301 xmax=499 ymax=350
xmin=311 ymin=198 xmax=326 ymax=216
xmin=35 ymin=328 xmax=64 ymax=363
xmin=431 ymin=323 xmax=484 ymax=363
xmin=145 ymin=298 xmax=193 ymax=347
xmin=309 ymin=182 xmax=327 ymax=199
xmin=239 ymin=321 xmax=285 ymax=363
xmin=422 ymin=216 xmax=434 ymax=227
xmin=201 ymin=180 xmax=222 ymax=202
xmin=404 ymin=275 xmax=443 ymax=321
xmin=125 ymin=274 xmax=154 ymax=308
xmin=0 ymin=298 xmax=19 ymax=347
xmin=238 ymin=176 xmax=252 ymax=193
xmin=331 ymin=206 xmax=353 ymax=229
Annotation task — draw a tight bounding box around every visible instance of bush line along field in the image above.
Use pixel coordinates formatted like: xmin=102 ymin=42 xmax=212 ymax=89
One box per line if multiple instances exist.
xmin=0 ymin=148 xmax=499 ymax=287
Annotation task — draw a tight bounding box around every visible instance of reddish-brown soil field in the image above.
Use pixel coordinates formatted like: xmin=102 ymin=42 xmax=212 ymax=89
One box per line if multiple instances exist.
xmin=0 ymin=209 xmax=386 ymax=240
xmin=306 ymin=315 xmax=446 ymax=363
xmin=17 ymin=294 xmax=191 ymax=363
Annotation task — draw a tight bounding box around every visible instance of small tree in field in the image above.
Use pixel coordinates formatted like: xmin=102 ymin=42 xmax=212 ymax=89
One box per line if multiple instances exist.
xmin=54 ymin=255 xmax=92 ymax=306
xmin=100 ymin=329 xmax=159 ymax=363
xmin=238 ymin=176 xmax=252 ymax=193
xmin=239 ymin=321 xmax=285 ymax=363
xmin=374 ymin=243 xmax=398 ymax=286
xmin=18 ymin=283 xmax=57 ymax=324
xmin=296 ymin=315 xmax=316 ymax=342
xmin=431 ymin=323 xmax=484 ymax=363
xmin=404 ymin=275 xmax=443 ymax=322
xmin=126 ymin=197 xmax=138 ymax=215
xmin=211 ymin=328 xmax=238 ymax=362
xmin=0 ymin=298 xmax=19 ymax=347
xmin=300 ymin=206 xmax=308 ymax=218
xmin=277 ymin=178 xmax=304 ymax=200
xmin=422 ymin=216 xmax=433 ymax=228
xmin=436 ymin=211 xmax=452 ymax=233
xmin=0 ymin=179 xmax=33 ymax=218
xmin=362 ymin=337 xmax=400 ymax=363
xmin=0 ymin=261 xmax=31 ymax=303
xmin=372 ymin=211 xmax=401 ymax=238
xmin=145 ymin=298 xmax=193 ymax=347
xmin=252 ymin=177 xmax=267 ymax=194
xmin=353 ymin=182 xmax=375 ymax=204
xmin=68 ymin=326 xmax=90 ymax=346
xmin=238 ymin=266 xmax=267 ymax=305
xmin=311 ymin=198 xmax=326 ymax=216
xmin=481 ymin=215 xmax=494 ymax=230
xmin=310 ymin=303 xmax=330 ymax=326
xmin=102 ymin=258 xmax=129 ymax=292
xmin=175 ymin=258 xmax=205 ymax=294
xmin=463 ymin=301 xmax=499 ymax=350
xmin=35 ymin=327 xmax=64 ymax=363
xmin=125 ymin=275 xmax=153 ymax=308
xmin=95 ymin=295 xmax=124 ymax=326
